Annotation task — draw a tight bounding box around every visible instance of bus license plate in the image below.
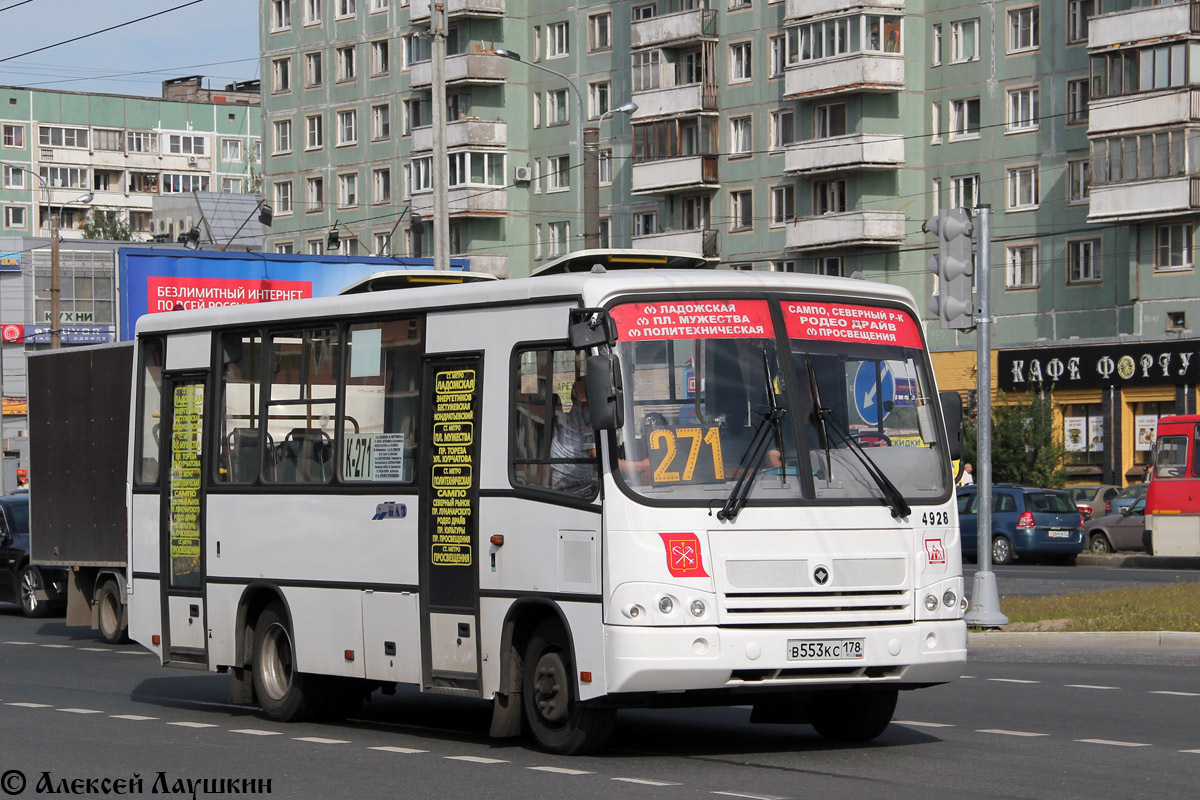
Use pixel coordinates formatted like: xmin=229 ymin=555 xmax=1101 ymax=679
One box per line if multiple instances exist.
xmin=787 ymin=639 xmax=865 ymax=661
xmin=1048 ymin=529 xmax=1070 ymax=538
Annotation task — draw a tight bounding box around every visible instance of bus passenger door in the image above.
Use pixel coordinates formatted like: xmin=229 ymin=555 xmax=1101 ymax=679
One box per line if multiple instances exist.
xmin=419 ymin=354 xmax=483 ymax=694
xmin=160 ymin=375 xmax=209 ymax=665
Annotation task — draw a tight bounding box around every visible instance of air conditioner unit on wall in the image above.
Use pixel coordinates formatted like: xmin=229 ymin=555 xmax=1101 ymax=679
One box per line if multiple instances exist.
xmin=513 ymin=165 xmax=531 ymax=183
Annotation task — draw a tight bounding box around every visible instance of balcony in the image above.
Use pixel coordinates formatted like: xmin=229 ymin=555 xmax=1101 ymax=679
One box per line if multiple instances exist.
xmin=786 ymin=210 xmax=906 ymax=250
xmin=631 ymin=155 xmax=718 ymax=194
xmin=1089 ymin=1 xmax=1200 ymax=50
xmin=411 ymin=118 xmax=507 ymax=152
xmin=411 ymin=186 xmax=507 ymax=217
xmin=461 ymin=253 xmax=508 ymax=277
xmin=631 ymin=228 xmax=718 ymax=258
xmin=631 ymin=8 xmax=716 ymax=49
xmin=785 ymin=133 xmax=905 ymax=174
xmin=785 ymin=54 xmax=904 ymax=98
xmin=410 ymin=53 xmax=509 ymax=88
xmin=1088 ymin=176 xmax=1200 ymax=222
xmin=785 ymin=0 xmax=905 ymax=22
xmin=1089 ymin=90 xmax=1200 ymax=134
xmin=630 ymin=84 xmax=717 ymax=120
xmin=409 ymin=0 xmax=505 ymax=23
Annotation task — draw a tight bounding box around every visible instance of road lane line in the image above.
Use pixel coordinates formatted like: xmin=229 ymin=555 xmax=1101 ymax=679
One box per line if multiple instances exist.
xmin=111 ymin=715 xmax=157 ymax=721
xmin=976 ymin=729 xmax=1049 ymax=737
xmin=230 ymin=729 xmax=282 ymax=736
xmin=1076 ymin=739 xmax=1150 ymax=748
xmin=79 ymin=647 xmax=110 ymax=652
xmin=39 ymin=644 xmax=72 ymax=649
xmin=987 ymin=678 xmax=1040 ymax=684
xmin=369 ymin=746 xmax=429 ymax=754
xmin=528 ymin=767 xmax=594 ymax=775
xmin=712 ymin=792 xmax=786 ymax=800
xmin=1180 ymin=749 xmax=1200 ymax=754
xmin=1066 ymin=684 xmax=1119 ymax=690
xmin=1151 ymin=690 xmax=1200 ymax=697
xmin=613 ymin=778 xmax=682 ymax=786
xmin=293 ymin=737 xmax=349 ymax=744
xmin=444 ymin=755 xmax=508 ymax=764
xmin=3 ymin=641 xmax=34 ymax=645
xmin=57 ymin=708 xmax=102 ymax=714
xmin=6 ymin=702 xmax=50 ymax=708
xmin=895 ymin=720 xmax=955 ymax=728
xmin=168 ymin=722 xmax=219 ymax=729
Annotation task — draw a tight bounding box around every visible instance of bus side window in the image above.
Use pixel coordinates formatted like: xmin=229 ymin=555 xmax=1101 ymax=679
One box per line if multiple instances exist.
xmin=510 ymin=347 xmax=597 ymax=498
xmin=264 ymin=328 xmax=339 ymax=485
xmin=135 ymin=338 xmax=165 ymax=486
xmin=217 ymin=331 xmax=264 ymax=484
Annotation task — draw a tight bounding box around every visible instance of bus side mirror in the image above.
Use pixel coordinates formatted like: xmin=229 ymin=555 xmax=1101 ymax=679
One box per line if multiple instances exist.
xmin=569 ymin=308 xmax=617 ymax=349
xmin=939 ymin=391 xmax=964 ymax=461
xmin=586 ymin=354 xmax=624 ymax=431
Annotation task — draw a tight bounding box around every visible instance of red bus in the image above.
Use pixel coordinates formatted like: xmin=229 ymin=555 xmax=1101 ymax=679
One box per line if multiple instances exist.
xmin=1145 ymin=415 xmax=1200 ymax=556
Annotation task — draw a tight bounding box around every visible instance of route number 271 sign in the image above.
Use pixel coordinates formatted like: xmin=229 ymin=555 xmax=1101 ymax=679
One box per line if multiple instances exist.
xmin=648 ymin=426 xmax=725 ymax=484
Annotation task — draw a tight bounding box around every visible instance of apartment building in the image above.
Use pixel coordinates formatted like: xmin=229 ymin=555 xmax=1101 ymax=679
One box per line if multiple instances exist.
xmin=258 ymin=0 xmax=1200 ymax=485
xmin=0 ymin=78 xmax=262 ymax=242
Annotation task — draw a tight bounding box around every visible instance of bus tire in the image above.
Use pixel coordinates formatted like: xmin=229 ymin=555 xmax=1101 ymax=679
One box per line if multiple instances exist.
xmin=809 ymin=687 xmax=898 ymax=743
xmin=522 ymin=620 xmax=615 ymax=755
xmin=97 ymin=580 xmax=128 ymax=644
xmin=252 ymin=603 xmax=321 ymax=722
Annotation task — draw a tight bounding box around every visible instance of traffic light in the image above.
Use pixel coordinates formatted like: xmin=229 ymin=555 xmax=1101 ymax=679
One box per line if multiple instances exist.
xmin=927 ymin=208 xmax=975 ymax=330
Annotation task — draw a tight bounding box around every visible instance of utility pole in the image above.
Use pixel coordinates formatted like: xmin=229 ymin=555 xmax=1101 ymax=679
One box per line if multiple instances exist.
xmin=49 ymin=213 xmax=61 ymax=350
xmin=583 ymin=126 xmax=599 ymax=249
xmin=430 ymin=0 xmax=449 ymax=270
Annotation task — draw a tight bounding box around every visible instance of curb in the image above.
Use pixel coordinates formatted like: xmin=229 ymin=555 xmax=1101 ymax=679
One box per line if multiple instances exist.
xmin=967 ymin=630 xmax=1200 ymax=648
xmin=1075 ymin=554 xmax=1200 ymax=570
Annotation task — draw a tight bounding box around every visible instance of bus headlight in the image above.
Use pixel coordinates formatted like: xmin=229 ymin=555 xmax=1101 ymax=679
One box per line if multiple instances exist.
xmin=690 ymin=599 xmax=706 ymax=617
xmin=924 ymin=594 xmax=939 ymax=612
xmin=942 ymin=590 xmax=957 ymax=609
xmin=622 ymin=604 xmax=644 ymax=620
xmin=658 ymin=596 xmax=675 ymax=615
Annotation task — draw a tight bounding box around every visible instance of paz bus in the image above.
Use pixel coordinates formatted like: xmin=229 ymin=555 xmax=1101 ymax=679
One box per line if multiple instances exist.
xmin=1144 ymin=414 xmax=1200 ymax=556
xmin=126 ymin=252 xmax=967 ymax=754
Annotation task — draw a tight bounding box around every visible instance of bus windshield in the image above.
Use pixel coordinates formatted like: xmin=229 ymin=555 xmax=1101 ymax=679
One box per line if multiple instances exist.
xmin=610 ymin=297 xmax=951 ymax=506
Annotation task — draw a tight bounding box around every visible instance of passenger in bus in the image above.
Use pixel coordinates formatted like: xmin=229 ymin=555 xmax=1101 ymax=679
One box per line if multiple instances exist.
xmin=550 ymin=378 xmax=599 ymax=495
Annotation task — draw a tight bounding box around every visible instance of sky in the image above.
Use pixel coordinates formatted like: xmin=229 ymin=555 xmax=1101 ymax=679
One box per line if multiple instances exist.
xmin=0 ymin=0 xmax=260 ymax=98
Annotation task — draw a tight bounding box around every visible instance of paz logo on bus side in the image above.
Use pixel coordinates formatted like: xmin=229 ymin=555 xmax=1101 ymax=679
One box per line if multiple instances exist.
xmin=372 ymin=502 xmax=407 ymax=520
xmin=659 ymin=532 xmax=709 ymax=578
xmin=925 ymin=538 xmax=946 ymax=565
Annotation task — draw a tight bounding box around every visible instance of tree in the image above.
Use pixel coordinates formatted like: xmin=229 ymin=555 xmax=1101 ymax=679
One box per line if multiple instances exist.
xmin=963 ymin=390 xmax=1066 ymax=488
xmin=82 ymin=209 xmax=133 ymax=241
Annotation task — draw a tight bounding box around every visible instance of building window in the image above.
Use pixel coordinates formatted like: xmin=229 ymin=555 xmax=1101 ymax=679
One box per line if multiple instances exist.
xmin=271 ymin=0 xmax=291 ymax=30
xmin=337 ymin=109 xmax=358 ymax=145
xmin=589 ymin=81 xmax=611 ymax=119
xmin=306 ymin=176 xmax=324 ymax=213
xmin=730 ymin=116 xmax=752 ymax=155
xmin=222 ymin=138 xmax=243 ymax=161
xmin=813 ymin=102 xmax=846 ymax=139
xmin=548 ymin=221 xmax=569 ymax=257
xmin=599 ymin=217 xmax=612 ymax=249
xmin=1067 ymin=0 xmax=1096 ymax=45
xmin=306 ymin=114 xmax=323 ymax=149
xmin=771 ymin=184 xmax=795 ymax=225
xmin=634 ymin=210 xmax=658 ymax=236
xmin=769 ymin=260 xmax=797 ymax=273
xmin=931 ymin=102 xmax=942 ymax=144
xmin=1008 ymin=6 xmax=1040 ymax=53
xmin=128 ymin=172 xmax=159 ymax=193
xmin=38 ymin=125 xmax=88 ymax=148
xmin=1007 ymin=164 xmax=1039 ymax=210
xmin=273 ymin=119 xmax=292 ymax=154
xmin=274 ymin=242 xmax=295 ymax=255
xmin=769 ymin=108 xmax=795 ymax=150
xmin=931 ymin=24 xmax=942 ymax=66
xmin=547 ymin=89 xmax=569 ymax=126
xmin=1006 ymin=86 xmax=1039 ymax=132
xmin=949 ymin=97 xmax=980 ymax=139
xmin=447 ymin=151 xmax=506 ymax=187
xmin=92 ymin=129 xmax=121 ymax=152
xmin=337 ymin=0 xmax=356 ymax=18
xmin=795 ymin=14 xmax=902 ymax=60
xmin=305 ymin=0 xmax=321 ymax=25
xmin=548 ymin=155 xmax=571 ymax=191
xmin=373 ymin=168 xmax=391 ymax=204
xmin=305 ymin=52 xmax=322 ymax=87
xmin=404 ymin=33 xmax=428 ymax=67
xmin=769 ymin=34 xmax=788 ymax=77
xmin=370 ymin=40 xmax=390 ymax=76
xmin=683 ymin=195 xmax=709 ymax=230
xmin=816 ymin=256 xmax=844 ymax=277
xmin=272 ymin=57 xmax=291 ymax=93
xmin=599 ymin=149 xmax=612 ymax=185
xmin=129 ymin=210 xmax=151 ymax=233
xmin=632 ymin=3 xmax=656 ymax=21
xmin=308 ymin=239 xmax=324 ymax=255
xmin=2 ymin=124 xmax=24 ymax=148
xmin=126 ymin=131 xmax=157 ymax=153
xmin=1006 ymin=243 xmax=1040 ymax=287
xmin=1091 ymin=130 xmax=1188 ymax=185
xmin=371 ymin=0 xmax=388 ymax=11
xmin=403 ymin=97 xmax=424 ymax=134
xmin=730 ymin=189 xmax=753 ymax=231
xmin=814 ymin=178 xmax=847 ymax=215
xmin=1157 ymin=223 xmax=1193 ymax=270
xmin=374 ymin=232 xmax=392 ymax=256
xmin=337 ymin=46 xmax=356 ymax=81
xmin=951 ymin=19 xmax=979 ymax=62
xmin=1067 ymin=78 xmax=1089 ymax=125
xmin=4 ymin=207 xmax=25 ymax=229
xmin=1068 ymin=239 xmax=1102 ymax=283
xmin=548 ymin=21 xmax=569 ymax=58
xmin=372 ymin=104 xmax=390 ymax=140
xmin=931 ymin=178 xmax=942 ymax=216
xmin=1067 ymin=159 xmax=1090 ymax=204
xmin=730 ymin=42 xmax=752 ymax=82
xmin=338 ymin=172 xmax=359 ymax=207
xmin=2 ymin=164 xmax=23 ymax=189
xmin=161 ymin=174 xmax=210 ymax=193
xmin=222 ymin=178 xmax=241 ymax=194
xmin=632 ymin=50 xmax=660 ymax=92
xmin=589 ymin=12 xmax=612 ymax=51
xmin=274 ymin=181 xmax=294 ymax=215
xmin=168 ymin=134 xmax=207 ymax=156
xmin=40 ymin=165 xmax=87 ymax=189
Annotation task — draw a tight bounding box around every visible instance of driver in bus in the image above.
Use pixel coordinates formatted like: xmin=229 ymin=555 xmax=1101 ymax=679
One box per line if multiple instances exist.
xmin=550 ymin=378 xmax=599 ymax=495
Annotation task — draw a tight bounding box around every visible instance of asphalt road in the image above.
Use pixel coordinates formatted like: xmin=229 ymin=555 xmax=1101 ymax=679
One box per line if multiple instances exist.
xmin=965 ymin=561 xmax=1200 ymax=597
xmin=0 ymin=606 xmax=1198 ymax=799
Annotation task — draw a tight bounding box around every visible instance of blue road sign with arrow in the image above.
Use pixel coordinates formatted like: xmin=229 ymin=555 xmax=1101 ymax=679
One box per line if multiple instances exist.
xmin=853 ymin=362 xmax=894 ymax=426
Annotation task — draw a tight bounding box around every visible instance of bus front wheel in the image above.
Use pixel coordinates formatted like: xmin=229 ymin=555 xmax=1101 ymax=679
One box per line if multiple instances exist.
xmin=252 ymin=603 xmax=321 ymax=722
xmin=522 ymin=621 xmax=615 ymax=755
xmin=808 ymin=687 xmax=898 ymax=743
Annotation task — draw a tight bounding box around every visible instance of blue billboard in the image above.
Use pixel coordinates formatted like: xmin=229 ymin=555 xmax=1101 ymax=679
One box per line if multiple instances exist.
xmin=118 ymin=249 xmax=469 ymax=340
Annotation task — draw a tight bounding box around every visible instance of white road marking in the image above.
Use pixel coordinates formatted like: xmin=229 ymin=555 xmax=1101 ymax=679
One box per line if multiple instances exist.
xmin=987 ymin=678 xmax=1040 ymax=684
xmin=1151 ymin=690 xmax=1200 ymax=697
xmin=57 ymin=708 xmax=102 ymax=714
xmin=168 ymin=722 xmax=219 ymax=729
xmin=444 ymin=755 xmax=508 ymax=764
xmin=111 ymin=715 xmax=157 ymax=721
xmin=1180 ymin=749 xmax=1200 ymax=754
xmin=1076 ymin=739 xmax=1150 ymax=748
xmin=1066 ymin=684 xmax=1119 ymax=690
xmin=39 ymin=644 xmax=72 ymax=649
xmin=293 ymin=737 xmax=349 ymax=744
xmin=895 ymin=720 xmax=954 ymax=728
xmin=528 ymin=766 xmax=594 ymax=776
xmin=3 ymin=641 xmax=34 ymax=645
xmin=79 ymin=647 xmax=110 ymax=652
xmin=369 ymin=746 xmax=428 ymax=754
xmin=976 ymin=729 xmax=1049 ymax=737
xmin=6 ymin=702 xmax=50 ymax=708
xmin=613 ymin=778 xmax=682 ymax=787
xmin=712 ymin=792 xmax=786 ymax=800
xmin=960 ymin=675 xmax=976 ymax=679
xmin=114 ymin=650 xmax=151 ymax=655
xmin=230 ymin=729 xmax=282 ymax=736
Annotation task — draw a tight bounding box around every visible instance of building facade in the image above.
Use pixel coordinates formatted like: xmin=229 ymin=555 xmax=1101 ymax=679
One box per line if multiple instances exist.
xmin=0 ymin=79 xmax=262 ymax=242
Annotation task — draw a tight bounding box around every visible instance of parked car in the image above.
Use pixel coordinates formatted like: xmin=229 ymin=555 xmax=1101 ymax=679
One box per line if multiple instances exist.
xmin=1109 ymin=482 xmax=1148 ymax=515
xmin=956 ymin=484 xmax=1086 ymax=565
xmin=0 ymin=494 xmax=66 ymax=617
xmin=1083 ymin=498 xmax=1148 ymax=554
xmin=1065 ymin=484 xmax=1121 ymax=520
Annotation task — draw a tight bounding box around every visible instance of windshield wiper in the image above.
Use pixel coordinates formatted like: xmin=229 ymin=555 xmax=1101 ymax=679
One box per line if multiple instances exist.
xmin=717 ymin=351 xmax=785 ymax=522
xmin=813 ymin=405 xmax=910 ymax=520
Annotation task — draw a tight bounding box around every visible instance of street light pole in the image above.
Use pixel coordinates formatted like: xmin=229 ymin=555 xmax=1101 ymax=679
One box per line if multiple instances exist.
xmin=46 ymin=186 xmax=93 ymax=350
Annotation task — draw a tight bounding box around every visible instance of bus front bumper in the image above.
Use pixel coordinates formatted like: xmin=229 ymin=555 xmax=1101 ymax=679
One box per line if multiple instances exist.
xmin=603 ymin=620 xmax=966 ymax=694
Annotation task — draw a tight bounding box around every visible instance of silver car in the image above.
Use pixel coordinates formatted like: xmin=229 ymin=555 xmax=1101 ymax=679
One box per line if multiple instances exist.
xmin=1082 ymin=498 xmax=1147 ymax=554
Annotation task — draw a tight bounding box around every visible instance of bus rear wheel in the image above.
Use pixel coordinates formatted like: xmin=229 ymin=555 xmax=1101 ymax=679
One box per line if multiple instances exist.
xmin=522 ymin=621 xmax=615 ymax=755
xmin=97 ymin=580 xmax=128 ymax=644
xmin=808 ymin=687 xmax=898 ymax=743
xmin=252 ymin=603 xmax=322 ymax=722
